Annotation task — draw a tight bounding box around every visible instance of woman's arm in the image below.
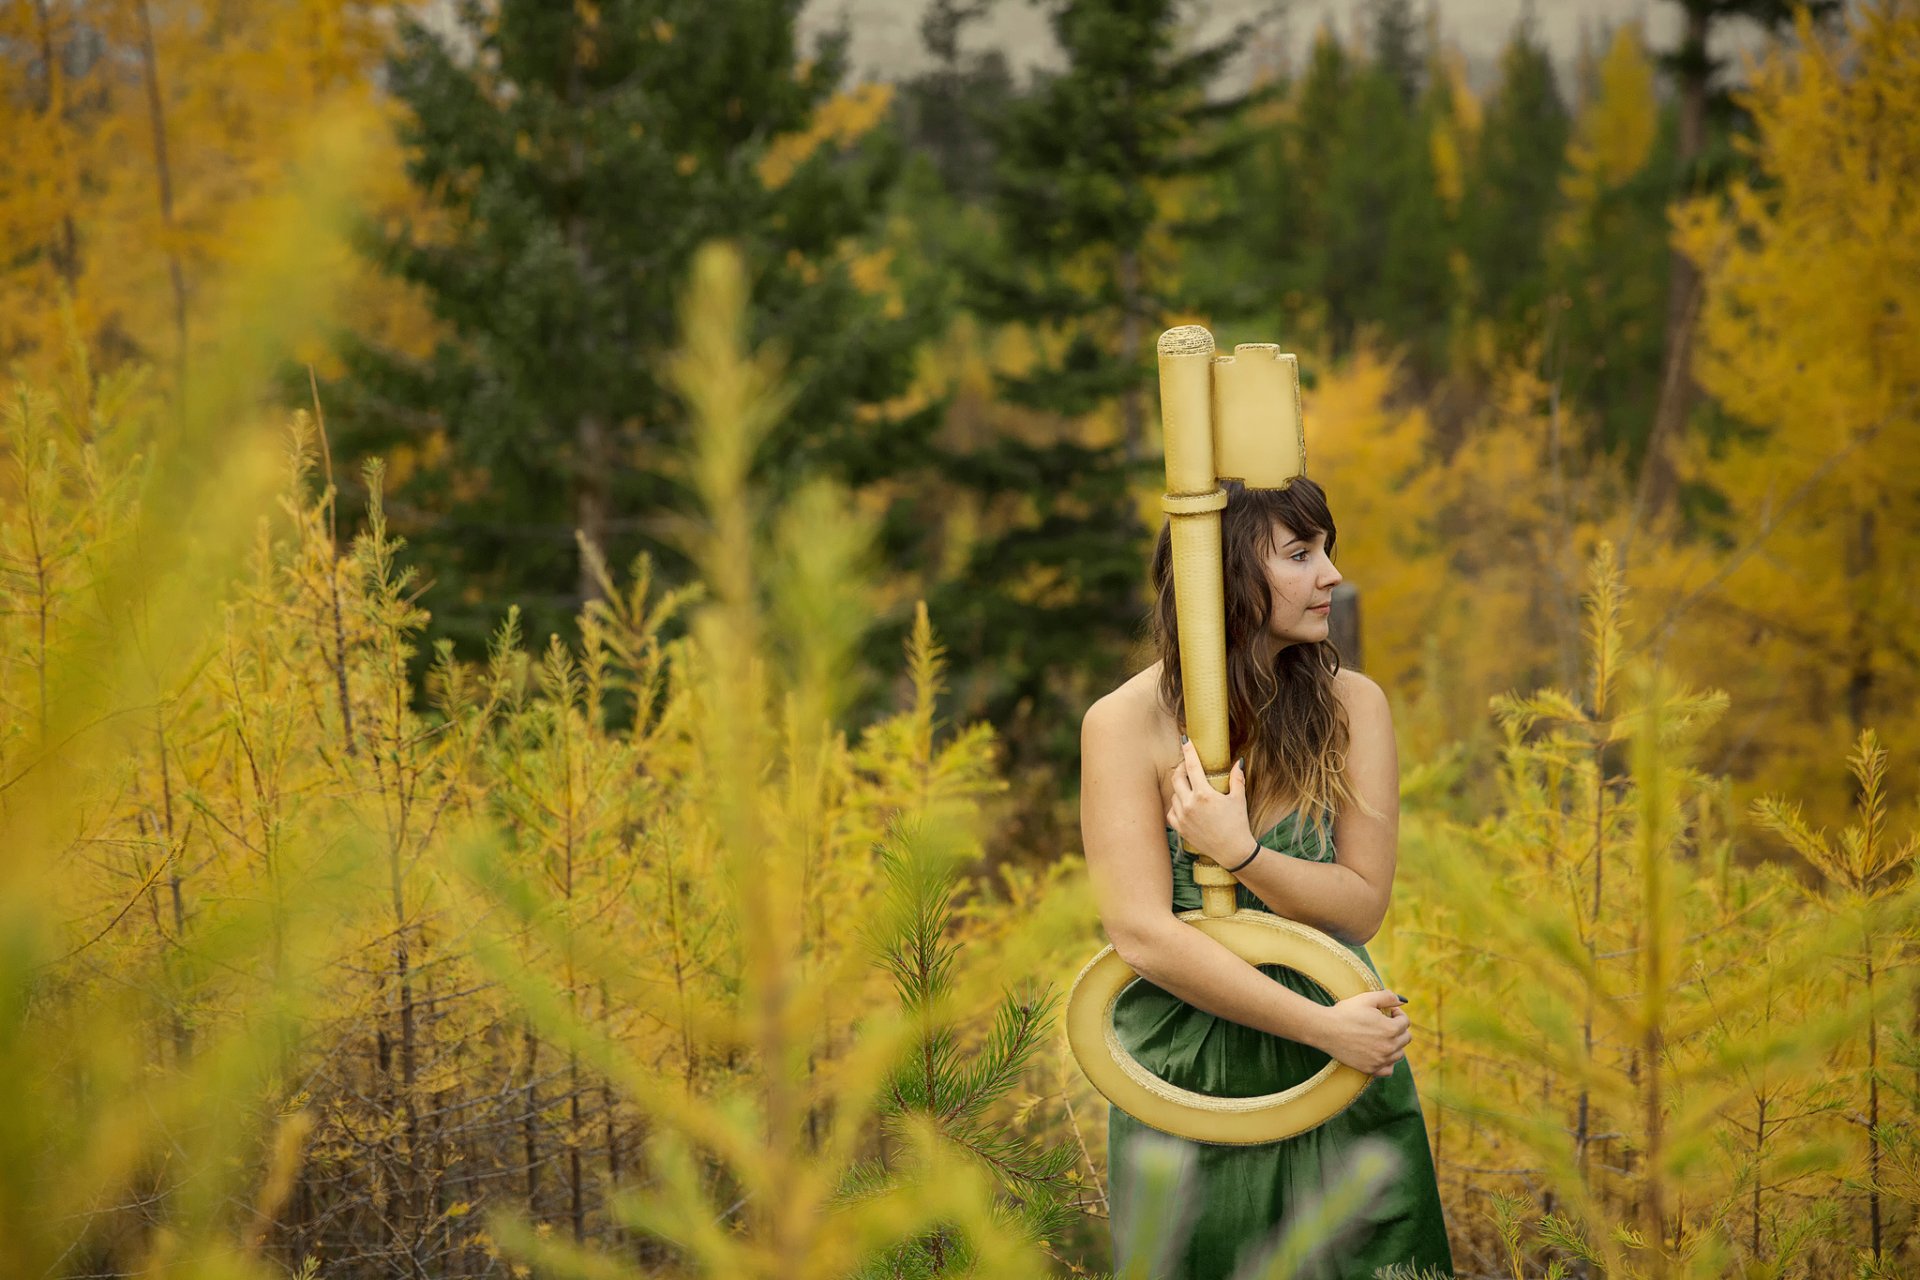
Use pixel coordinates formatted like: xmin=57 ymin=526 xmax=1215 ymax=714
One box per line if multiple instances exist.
xmin=1080 ymin=694 xmax=1335 ymax=1048
xmin=1166 ymin=671 xmax=1399 ymax=945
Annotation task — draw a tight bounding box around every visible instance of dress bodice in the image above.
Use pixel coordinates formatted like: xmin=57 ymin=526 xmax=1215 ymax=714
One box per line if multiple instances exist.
xmin=1162 ymin=811 xmax=1336 ymax=915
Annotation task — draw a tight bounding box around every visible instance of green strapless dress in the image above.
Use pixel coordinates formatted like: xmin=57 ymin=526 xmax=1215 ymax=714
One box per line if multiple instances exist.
xmin=1106 ymin=815 xmax=1454 ymax=1280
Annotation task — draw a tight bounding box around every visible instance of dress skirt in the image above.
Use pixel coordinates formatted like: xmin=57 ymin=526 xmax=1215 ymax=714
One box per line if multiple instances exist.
xmin=1106 ymin=818 xmax=1455 ymax=1280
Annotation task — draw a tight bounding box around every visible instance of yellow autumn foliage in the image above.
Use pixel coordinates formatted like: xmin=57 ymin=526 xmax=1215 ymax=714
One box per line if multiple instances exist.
xmin=1647 ymin=2 xmax=1920 ymax=826
xmin=1427 ymin=49 xmax=1480 ymax=214
xmin=0 ymin=237 xmax=1067 ymax=1275
xmin=758 ymin=82 xmax=896 ymax=191
xmin=1302 ymin=348 xmax=1445 ymax=697
xmin=0 ymin=0 xmax=433 ymax=386
xmin=3 ymin=2 xmax=1919 ymax=1276
xmin=1557 ymin=24 xmax=1658 ymax=230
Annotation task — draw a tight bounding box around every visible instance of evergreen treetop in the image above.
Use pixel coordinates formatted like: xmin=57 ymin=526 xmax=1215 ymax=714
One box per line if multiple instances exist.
xmin=1461 ymin=18 xmax=1570 ymax=349
xmin=922 ymin=0 xmax=1261 ymax=805
xmin=330 ymin=0 xmax=932 ymax=651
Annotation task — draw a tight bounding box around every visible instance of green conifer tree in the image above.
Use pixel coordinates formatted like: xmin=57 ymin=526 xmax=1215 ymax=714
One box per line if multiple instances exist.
xmin=1545 ymin=24 xmax=1675 ymax=465
xmin=838 ymin=612 xmax=1079 ymax=1277
xmin=1228 ymin=24 xmax=1346 ymax=339
xmin=847 ymin=820 xmax=1078 ymax=1276
xmin=1459 ymin=18 xmax=1570 ymax=354
xmin=896 ymin=0 xmax=1012 ymax=205
xmin=1315 ymin=0 xmax=1452 ymax=376
xmin=1366 ymin=0 xmax=1422 ymax=105
xmin=968 ymin=0 xmax=1250 ymax=458
xmin=1253 ymin=6 xmax=1452 ymax=379
xmin=327 ymin=0 xmax=934 ymax=652
xmin=928 ymin=0 xmax=1253 ymax=799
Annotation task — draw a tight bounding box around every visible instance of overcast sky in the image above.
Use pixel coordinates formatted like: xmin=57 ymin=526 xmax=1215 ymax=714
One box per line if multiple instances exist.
xmin=799 ymin=0 xmax=1802 ymax=92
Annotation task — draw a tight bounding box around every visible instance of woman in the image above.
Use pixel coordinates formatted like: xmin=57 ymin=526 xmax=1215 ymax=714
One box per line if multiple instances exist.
xmin=1080 ymin=476 xmax=1453 ymax=1279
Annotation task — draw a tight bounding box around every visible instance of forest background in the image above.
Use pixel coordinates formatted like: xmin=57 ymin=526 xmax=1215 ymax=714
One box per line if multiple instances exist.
xmin=3 ymin=0 xmax=1918 ymax=1277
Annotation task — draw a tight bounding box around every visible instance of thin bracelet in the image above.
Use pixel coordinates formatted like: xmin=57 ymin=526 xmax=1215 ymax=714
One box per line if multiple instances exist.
xmin=1226 ymin=841 xmax=1262 ymax=873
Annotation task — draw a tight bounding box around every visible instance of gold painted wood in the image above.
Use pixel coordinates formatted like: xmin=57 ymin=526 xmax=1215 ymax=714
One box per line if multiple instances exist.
xmin=1066 ymin=325 xmax=1383 ymax=1145
xmin=1065 ymin=913 xmax=1378 ymax=1145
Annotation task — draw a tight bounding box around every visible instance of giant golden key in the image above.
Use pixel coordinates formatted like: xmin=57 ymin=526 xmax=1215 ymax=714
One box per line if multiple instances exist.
xmin=1064 ymin=326 xmax=1384 ymax=1145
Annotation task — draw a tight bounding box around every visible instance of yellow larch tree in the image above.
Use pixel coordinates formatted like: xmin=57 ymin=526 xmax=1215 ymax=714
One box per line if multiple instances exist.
xmin=1300 ymin=348 xmax=1446 ymax=699
xmin=0 ymin=234 xmax=1057 ymax=1275
xmin=0 ymin=0 xmax=431 ymax=386
xmin=1648 ymin=3 xmax=1920 ymax=826
xmin=1557 ymin=24 xmax=1659 ymax=224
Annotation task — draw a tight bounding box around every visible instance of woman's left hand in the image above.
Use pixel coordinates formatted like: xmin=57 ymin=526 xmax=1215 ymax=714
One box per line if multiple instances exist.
xmin=1166 ymin=739 xmax=1254 ymax=863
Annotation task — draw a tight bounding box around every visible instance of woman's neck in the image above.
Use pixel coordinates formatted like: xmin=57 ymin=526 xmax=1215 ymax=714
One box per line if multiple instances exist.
xmin=1248 ymin=630 xmax=1301 ymax=667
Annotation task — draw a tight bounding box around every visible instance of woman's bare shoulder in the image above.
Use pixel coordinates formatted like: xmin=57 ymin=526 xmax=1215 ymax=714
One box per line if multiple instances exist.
xmin=1332 ymin=667 xmax=1393 ymax=736
xmin=1332 ymin=665 xmax=1388 ymax=708
xmin=1083 ymin=661 xmax=1171 ymax=741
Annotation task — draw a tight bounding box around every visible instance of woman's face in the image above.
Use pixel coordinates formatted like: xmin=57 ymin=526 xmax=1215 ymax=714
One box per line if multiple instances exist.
xmin=1260 ymin=520 xmax=1341 ymax=648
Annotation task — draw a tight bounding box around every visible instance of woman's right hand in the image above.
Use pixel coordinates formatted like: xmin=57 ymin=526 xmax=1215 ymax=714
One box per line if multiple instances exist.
xmin=1313 ymin=991 xmax=1411 ymax=1077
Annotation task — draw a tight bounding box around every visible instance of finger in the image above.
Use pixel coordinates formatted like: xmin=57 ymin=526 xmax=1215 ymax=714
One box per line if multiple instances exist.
xmin=1180 ymin=738 xmax=1212 ymax=793
xmin=1228 ymin=757 xmax=1246 ymax=796
xmin=1170 ymin=760 xmax=1192 ymax=798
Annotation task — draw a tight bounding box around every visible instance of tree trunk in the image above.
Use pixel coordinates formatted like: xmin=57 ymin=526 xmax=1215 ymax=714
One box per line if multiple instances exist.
xmin=569 ymin=1045 xmax=585 ymax=1242
xmin=602 ymin=979 xmax=622 ymax=1253
xmin=307 ymin=374 xmax=359 ymax=758
xmin=1865 ymin=939 xmax=1883 ymax=1264
xmin=1117 ymin=246 xmax=1145 ymax=462
xmin=32 ymin=0 xmax=81 ymax=289
xmin=1845 ymin=505 xmax=1876 ymax=733
xmin=1641 ymin=4 xmax=1712 ymax=520
xmin=524 ymin=1027 xmax=541 ymax=1212
xmin=576 ymin=412 xmax=609 ymax=604
xmin=1642 ymin=1006 xmax=1668 ymax=1276
xmin=563 ymin=38 xmax=609 ymax=609
xmin=1577 ymin=721 xmax=1608 ymax=1184
xmin=134 ymin=0 xmax=189 ymax=381
xmin=395 ymin=930 xmax=419 ymax=1231
xmin=1751 ymin=1091 xmax=1765 ymax=1257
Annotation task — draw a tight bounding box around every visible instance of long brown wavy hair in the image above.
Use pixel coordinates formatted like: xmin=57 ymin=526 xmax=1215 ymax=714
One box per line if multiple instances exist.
xmin=1150 ymin=476 xmax=1369 ymax=847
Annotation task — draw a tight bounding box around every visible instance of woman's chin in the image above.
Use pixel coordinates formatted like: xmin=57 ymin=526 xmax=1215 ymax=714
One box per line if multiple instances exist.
xmin=1267 ymin=622 xmax=1328 ymax=648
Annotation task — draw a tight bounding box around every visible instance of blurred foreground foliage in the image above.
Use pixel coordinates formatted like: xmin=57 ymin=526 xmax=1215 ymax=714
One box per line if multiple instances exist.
xmin=0 ymin=239 xmax=1098 ymax=1276
xmin=4 ymin=2 xmax=1920 ymax=1277
xmin=5 ymin=234 xmax=1919 ymax=1275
